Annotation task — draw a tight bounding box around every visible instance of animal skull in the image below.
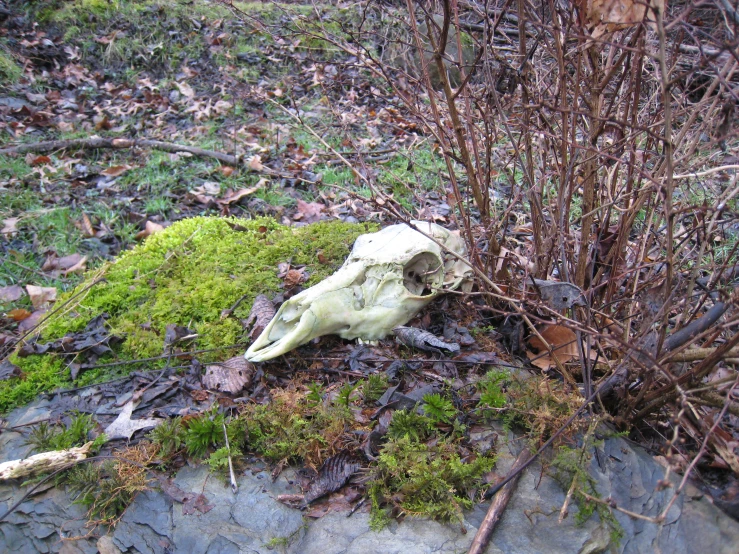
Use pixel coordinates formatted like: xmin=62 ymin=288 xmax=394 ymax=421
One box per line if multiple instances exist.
xmin=244 ymin=221 xmax=471 ymax=362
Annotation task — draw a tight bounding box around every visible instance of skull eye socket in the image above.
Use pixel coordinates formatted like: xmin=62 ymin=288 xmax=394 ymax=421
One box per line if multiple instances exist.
xmin=403 ymin=252 xmax=443 ymax=296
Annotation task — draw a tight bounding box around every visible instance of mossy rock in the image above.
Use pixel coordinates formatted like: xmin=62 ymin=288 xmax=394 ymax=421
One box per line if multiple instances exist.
xmin=2 ymin=217 xmax=377 ymax=414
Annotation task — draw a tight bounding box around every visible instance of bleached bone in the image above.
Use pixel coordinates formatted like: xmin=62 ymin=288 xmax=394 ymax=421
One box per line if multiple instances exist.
xmin=245 ymin=221 xmax=470 ymax=362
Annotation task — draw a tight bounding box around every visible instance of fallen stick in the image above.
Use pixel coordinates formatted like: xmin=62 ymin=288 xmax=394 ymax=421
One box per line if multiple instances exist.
xmin=0 ymin=442 xmax=92 ymax=480
xmin=468 ymin=448 xmax=533 ymax=554
xmin=667 ymin=347 xmax=739 ymax=362
xmin=0 ymin=137 xmax=246 ymax=167
xmin=598 ymin=302 xmax=729 ymax=399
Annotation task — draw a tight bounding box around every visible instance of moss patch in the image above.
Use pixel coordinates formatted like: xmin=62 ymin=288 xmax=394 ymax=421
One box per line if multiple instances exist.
xmin=368 ymin=435 xmax=496 ymax=529
xmin=3 ymin=216 xmax=376 ymax=413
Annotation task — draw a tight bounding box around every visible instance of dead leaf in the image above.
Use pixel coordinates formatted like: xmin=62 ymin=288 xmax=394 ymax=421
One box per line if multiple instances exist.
xmin=218 ymin=166 xmax=235 ymax=177
xmin=0 ymin=360 xmax=21 ymax=381
xmin=183 ymin=493 xmax=214 ymax=515
xmin=8 ymin=308 xmax=32 ymax=322
xmin=26 ymin=285 xmax=57 ymax=309
xmin=220 ymin=185 xmax=262 ymax=205
xmin=104 ymin=400 xmax=162 ymax=440
xmin=243 ymin=294 xmax=276 ymax=339
xmin=27 ymin=154 xmax=51 ymax=166
xmin=42 ymin=253 xmax=86 ymax=273
xmin=248 ymin=155 xmax=264 ymax=171
xmin=1 ymin=217 xmax=20 ymax=237
xmin=202 ymin=356 xmax=256 ymax=394
xmin=303 ymin=451 xmax=362 ymax=505
xmin=0 ymin=285 xmax=24 ymax=303
xmin=135 ymin=220 xmax=165 ymax=240
xmin=18 ymin=309 xmax=46 ymax=332
xmin=78 ymin=213 xmax=95 ymax=237
xmin=394 ymin=326 xmax=460 ymax=354
xmin=294 ymin=199 xmax=326 ymax=223
xmin=284 ymin=268 xmax=307 ymax=289
xmin=213 ymin=100 xmax=232 ymax=115
xmin=101 ymin=165 xmax=131 ymax=177
xmin=64 ymin=255 xmax=87 ymax=275
xmin=527 ymin=325 xmax=578 ymax=370
xmin=530 ymin=279 xmax=584 ymax=311
xmin=578 ymin=0 xmax=664 ymax=38
xmin=175 ymin=81 xmax=195 ymax=98
xmin=190 ymin=182 xmax=221 ymax=197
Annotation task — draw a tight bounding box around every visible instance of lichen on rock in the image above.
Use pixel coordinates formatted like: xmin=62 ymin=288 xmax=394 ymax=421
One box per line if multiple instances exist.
xmin=2 ymin=216 xmax=376 ymax=413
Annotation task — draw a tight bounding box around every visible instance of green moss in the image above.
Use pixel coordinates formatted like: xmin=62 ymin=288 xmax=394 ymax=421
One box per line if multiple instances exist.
xmin=0 ymin=355 xmax=67 ymax=413
xmin=0 ymin=44 xmax=22 ymax=83
xmin=3 ymin=216 xmax=375 ymax=414
xmin=244 ymin=387 xmax=359 ymax=467
xmin=25 ymin=411 xmax=97 ymax=452
xmin=368 ymin=435 xmax=495 ymax=528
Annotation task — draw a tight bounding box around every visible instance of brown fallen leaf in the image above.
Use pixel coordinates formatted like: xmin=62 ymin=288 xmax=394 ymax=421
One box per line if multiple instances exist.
xmin=284 ymin=268 xmax=307 ymax=289
xmin=28 ymin=154 xmax=51 ymax=166
xmin=248 ymin=155 xmax=264 ymax=171
xmin=218 ymin=166 xmax=235 ymax=177
xmin=42 ymin=253 xmax=86 ymax=273
xmin=101 ymin=165 xmax=131 ymax=177
xmin=577 ymin=0 xmax=663 ymax=38
xmin=527 ymin=325 xmax=578 ymax=370
xmin=202 ymin=356 xmax=255 ymax=394
xmin=78 ymin=213 xmax=96 ymax=237
xmin=1 ymin=217 xmax=20 ymax=237
xmin=175 ymin=81 xmax=195 ymax=98
xmin=135 ymin=220 xmax=165 ymax=240
xmin=243 ymin=294 xmax=276 ymax=339
xmin=0 ymin=285 xmax=25 ymax=303
xmin=188 ymin=181 xmax=221 ymax=205
xmin=18 ymin=309 xmax=47 ymax=332
xmin=25 ymin=285 xmax=57 ymax=310
xmin=8 ymin=308 xmax=32 ymax=321
xmin=294 ymin=199 xmax=326 ymax=223
xmin=64 ymin=255 xmax=87 ymax=275
xmin=219 ymin=184 xmax=262 ymax=205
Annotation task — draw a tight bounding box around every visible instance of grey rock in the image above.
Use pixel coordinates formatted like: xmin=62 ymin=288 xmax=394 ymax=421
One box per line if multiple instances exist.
xmin=97 ymin=535 xmax=123 ymax=554
xmin=0 ymin=483 xmax=98 ymax=553
xmin=169 ymin=465 xmax=305 ymax=554
xmin=1 ymin=398 xmax=738 ymax=553
xmin=298 ymin=513 xmax=474 ymax=554
xmin=111 ymin=489 xmax=172 ymax=553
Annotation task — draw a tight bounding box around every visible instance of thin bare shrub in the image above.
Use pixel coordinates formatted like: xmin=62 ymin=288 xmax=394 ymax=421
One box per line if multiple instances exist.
xmin=222 ymin=0 xmax=739 ymax=515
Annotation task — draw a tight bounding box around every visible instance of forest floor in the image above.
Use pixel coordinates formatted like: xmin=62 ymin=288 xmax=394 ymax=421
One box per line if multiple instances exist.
xmin=0 ymin=0 xmax=738 ymax=541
